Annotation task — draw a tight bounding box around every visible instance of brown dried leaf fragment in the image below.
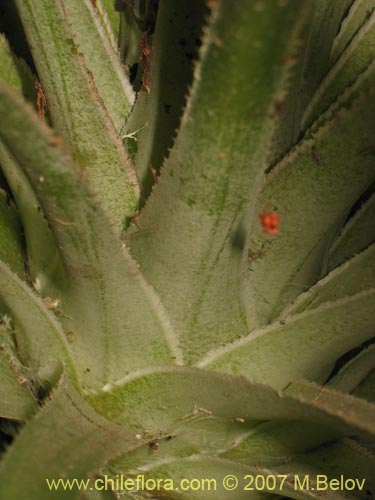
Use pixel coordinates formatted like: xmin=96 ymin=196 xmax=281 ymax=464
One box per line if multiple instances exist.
xmin=140 ymin=31 xmax=152 ymax=94
xmin=35 ymin=80 xmax=47 ymax=119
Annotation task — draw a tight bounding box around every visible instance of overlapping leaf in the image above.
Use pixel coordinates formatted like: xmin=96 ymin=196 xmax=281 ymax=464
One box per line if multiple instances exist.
xmin=244 ymin=88 xmax=375 ymax=326
xmin=303 ymin=8 xmax=375 ymax=128
xmin=0 ymin=378 xmax=138 ymax=500
xmin=89 ymin=367 xmax=374 ymax=479
xmin=0 ymin=190 xmax=24 ymax=276
xmin=281 ymin=243 xmax=375 ymax=316
xmin=123 ymin=0 xmax=207 ymax=200
xmin=0 ymin=81 xmax=180 ymax=390
xmin=0 ymin=336 xmax=37 ymax=421
xmin=331 ymin=0 xmax=375 ymax=62
xmin=328 ymin=191 xmax=375 ymax=270
xmin=14 ymin=0 xmax=138 ymax=228
xmin=129 ymin=0 xmax=312 ymax=363
xmin=199 ymin=289 xmax=375 ymax=389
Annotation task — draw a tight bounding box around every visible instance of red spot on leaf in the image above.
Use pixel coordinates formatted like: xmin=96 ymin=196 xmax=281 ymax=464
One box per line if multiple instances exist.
xmin=259 ymin=211 xmax=280 ymax=236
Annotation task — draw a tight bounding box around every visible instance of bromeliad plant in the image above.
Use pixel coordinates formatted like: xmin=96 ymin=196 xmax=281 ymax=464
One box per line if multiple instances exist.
xmin=0 ymin=0 xmax=375 ymax=498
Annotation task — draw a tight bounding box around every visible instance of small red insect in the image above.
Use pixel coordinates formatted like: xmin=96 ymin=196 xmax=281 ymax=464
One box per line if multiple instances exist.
xmin=259 ymin=211 xmax=280 ymax=236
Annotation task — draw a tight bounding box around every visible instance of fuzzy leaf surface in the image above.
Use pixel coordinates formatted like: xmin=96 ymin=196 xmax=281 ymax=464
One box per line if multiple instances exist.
xmin=0 ymin=378 xmax=138 ymax=500
xmin=0 ymin=190 xmax=24 ymax=276
xmin=0 ymin=141 xmax=64 ymax=295
xmin=269 ymin=0 xmax=352 ymax=163
xmin=281 ymin=242 xmax=375 ymax=316
xmin=0 ymin=80 xmax=179 ymax=390
xmin=129 ymin=0 xmax=311 ymax=363
xmin=0 ymin=35 xmax=65 ymax=292
xmin=124 ymin=0 xmax=207 ymax=200
xmin=116 ymin=455 xmax=348 ymax=500
xmin=276 ymin=438 xmax=375 ymax=500
xmin=0 ymin=261 xmax=76 ymax=387
xmin=245 ymin=89 xmax=375 ymax=326
xmin=329 ymin=345 xmax=375 ymax=395
xmin=220 ymin=419 xmax=337 ymax=467
xmin=284 ymin=380 xmax=375 ymax=439
xmin=303 ymin=9 xmax=375 ymax=128
xmin=14 ymin=0 xmax=138 ymax=228
xmin=96 ymin=0 xmax=121 ymax=42
xmin=199 ymin=290 xmax=375 ymax=390
xmin=89 ymin=366 xmax=367 ymax=478
xmin=0 ymin=342 xmax=37 ymax=420
xmin=331 ymin=0 xmax=375 ymax=62
xmin=58 ymin=0 xmax=134 ymax=133
xmin=328 ymin=191 xmax=375 ymax=270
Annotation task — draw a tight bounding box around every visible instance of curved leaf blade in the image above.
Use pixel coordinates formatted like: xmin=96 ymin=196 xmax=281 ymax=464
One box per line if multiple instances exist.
xmin=199 ymin=290 xmax=375 ymax=390
xmin=14 ymin=0 xmax=138 ymax=228
xmin=0 ymin=338 xmax=37 ymax=420
xmin=0 ymin=189 xmax=24 ymax=276
xmin=0 ymin=378 xmax=138 ymax=500
xmin=0 ymin=80 xmax=180 ymax=390
xmin=129 ymin=0 xmax=312 ymax=363
xmin=244 ymin=89 xmax=375 ymax=326
xmin=331 ymin=0 xmax=375 ymax=62
xmin=284 ymin=380 xmax=375 ymax=439
xmin=281 ymin=242 xmax=375 ymax=316
xmin=60 ymin=0 xmax=134 ymax=133
xmin=0 ymin=140 xmax=64 ymax=295
xmin=328 ymin=344 xmax=375 ymax=395
xmin=89 ymin=367 xmax=367 ymax=449
xmin=124 ymin=0 xmax=207 ymax=200
xmin=328 ymin=191 xmax=375 ymax=271
xmin=0 ymin=261 xmax=76 ymax=386
xmin=303 ymin=9 xmax=375 ymax=128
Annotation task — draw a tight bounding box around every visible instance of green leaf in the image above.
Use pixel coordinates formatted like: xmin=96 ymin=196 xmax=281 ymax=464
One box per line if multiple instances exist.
xmin=57 ymin=0 xmax=135 ymax=133
xmin=281 ymin=243 xmax=375 ymax=316
xmin=118 ymin=0 xmax=142 ymax=68
xmin=89 ymin=367 xmax=367 ymax=472
xmin=0 ymin=140 xmax=65 ymax=296
xmin=302 ymin=8 xmax=375 ymax=129
xmin=129 ymin=0 xmax=312 ymax=363
xmin=0 ymin=80 xmax=180 ymax=390
xmin=244 ymin=89 xmax=375 ymax=326
xmin=276 ymin=438 xmax=375 ymax=500
xmin=270 ymin=0 xmax=352 ymax=163
xmin=0 ymin=189 xmax=24 ymax=276
xmin=0 ymin=32 xmax=66 ymax=292
xmin=284 ymin=380 xmax=375 ymax=439
xmin=328 ymin=344 xmax=375 ymax=395
xmin=0 ymin=33 xmax=36 ymax=104
xmin=0 ymin=378 xmax=138 ymax=500
xmin=93 ymin=0 xmax=121 ymax=45
xmin=198 ymin=290 xmax=375 ymax=390
xmin=353 ymin=369 xmax=375 ymax=403
xmin=14 ymin=0 xmax=138 ymax=228
xmin=123 ymin=0 xmax=207 ymax=201
xmin=331 ymin=0 xmax=375 ymax=64
xmin=221 ymin=419 xmax=338 ymax=467
xmin=307 ymin=56 xmax=375 ymax=138
xmin=0 ymin=333 xmax=37 ymax=420
xmin=328 ymin=191 xmax=375 ymax=271
xmin=0 ymin=261 xmax=76 ymax=387
xmin=113 ymin=456 xmax=348 ymax=500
